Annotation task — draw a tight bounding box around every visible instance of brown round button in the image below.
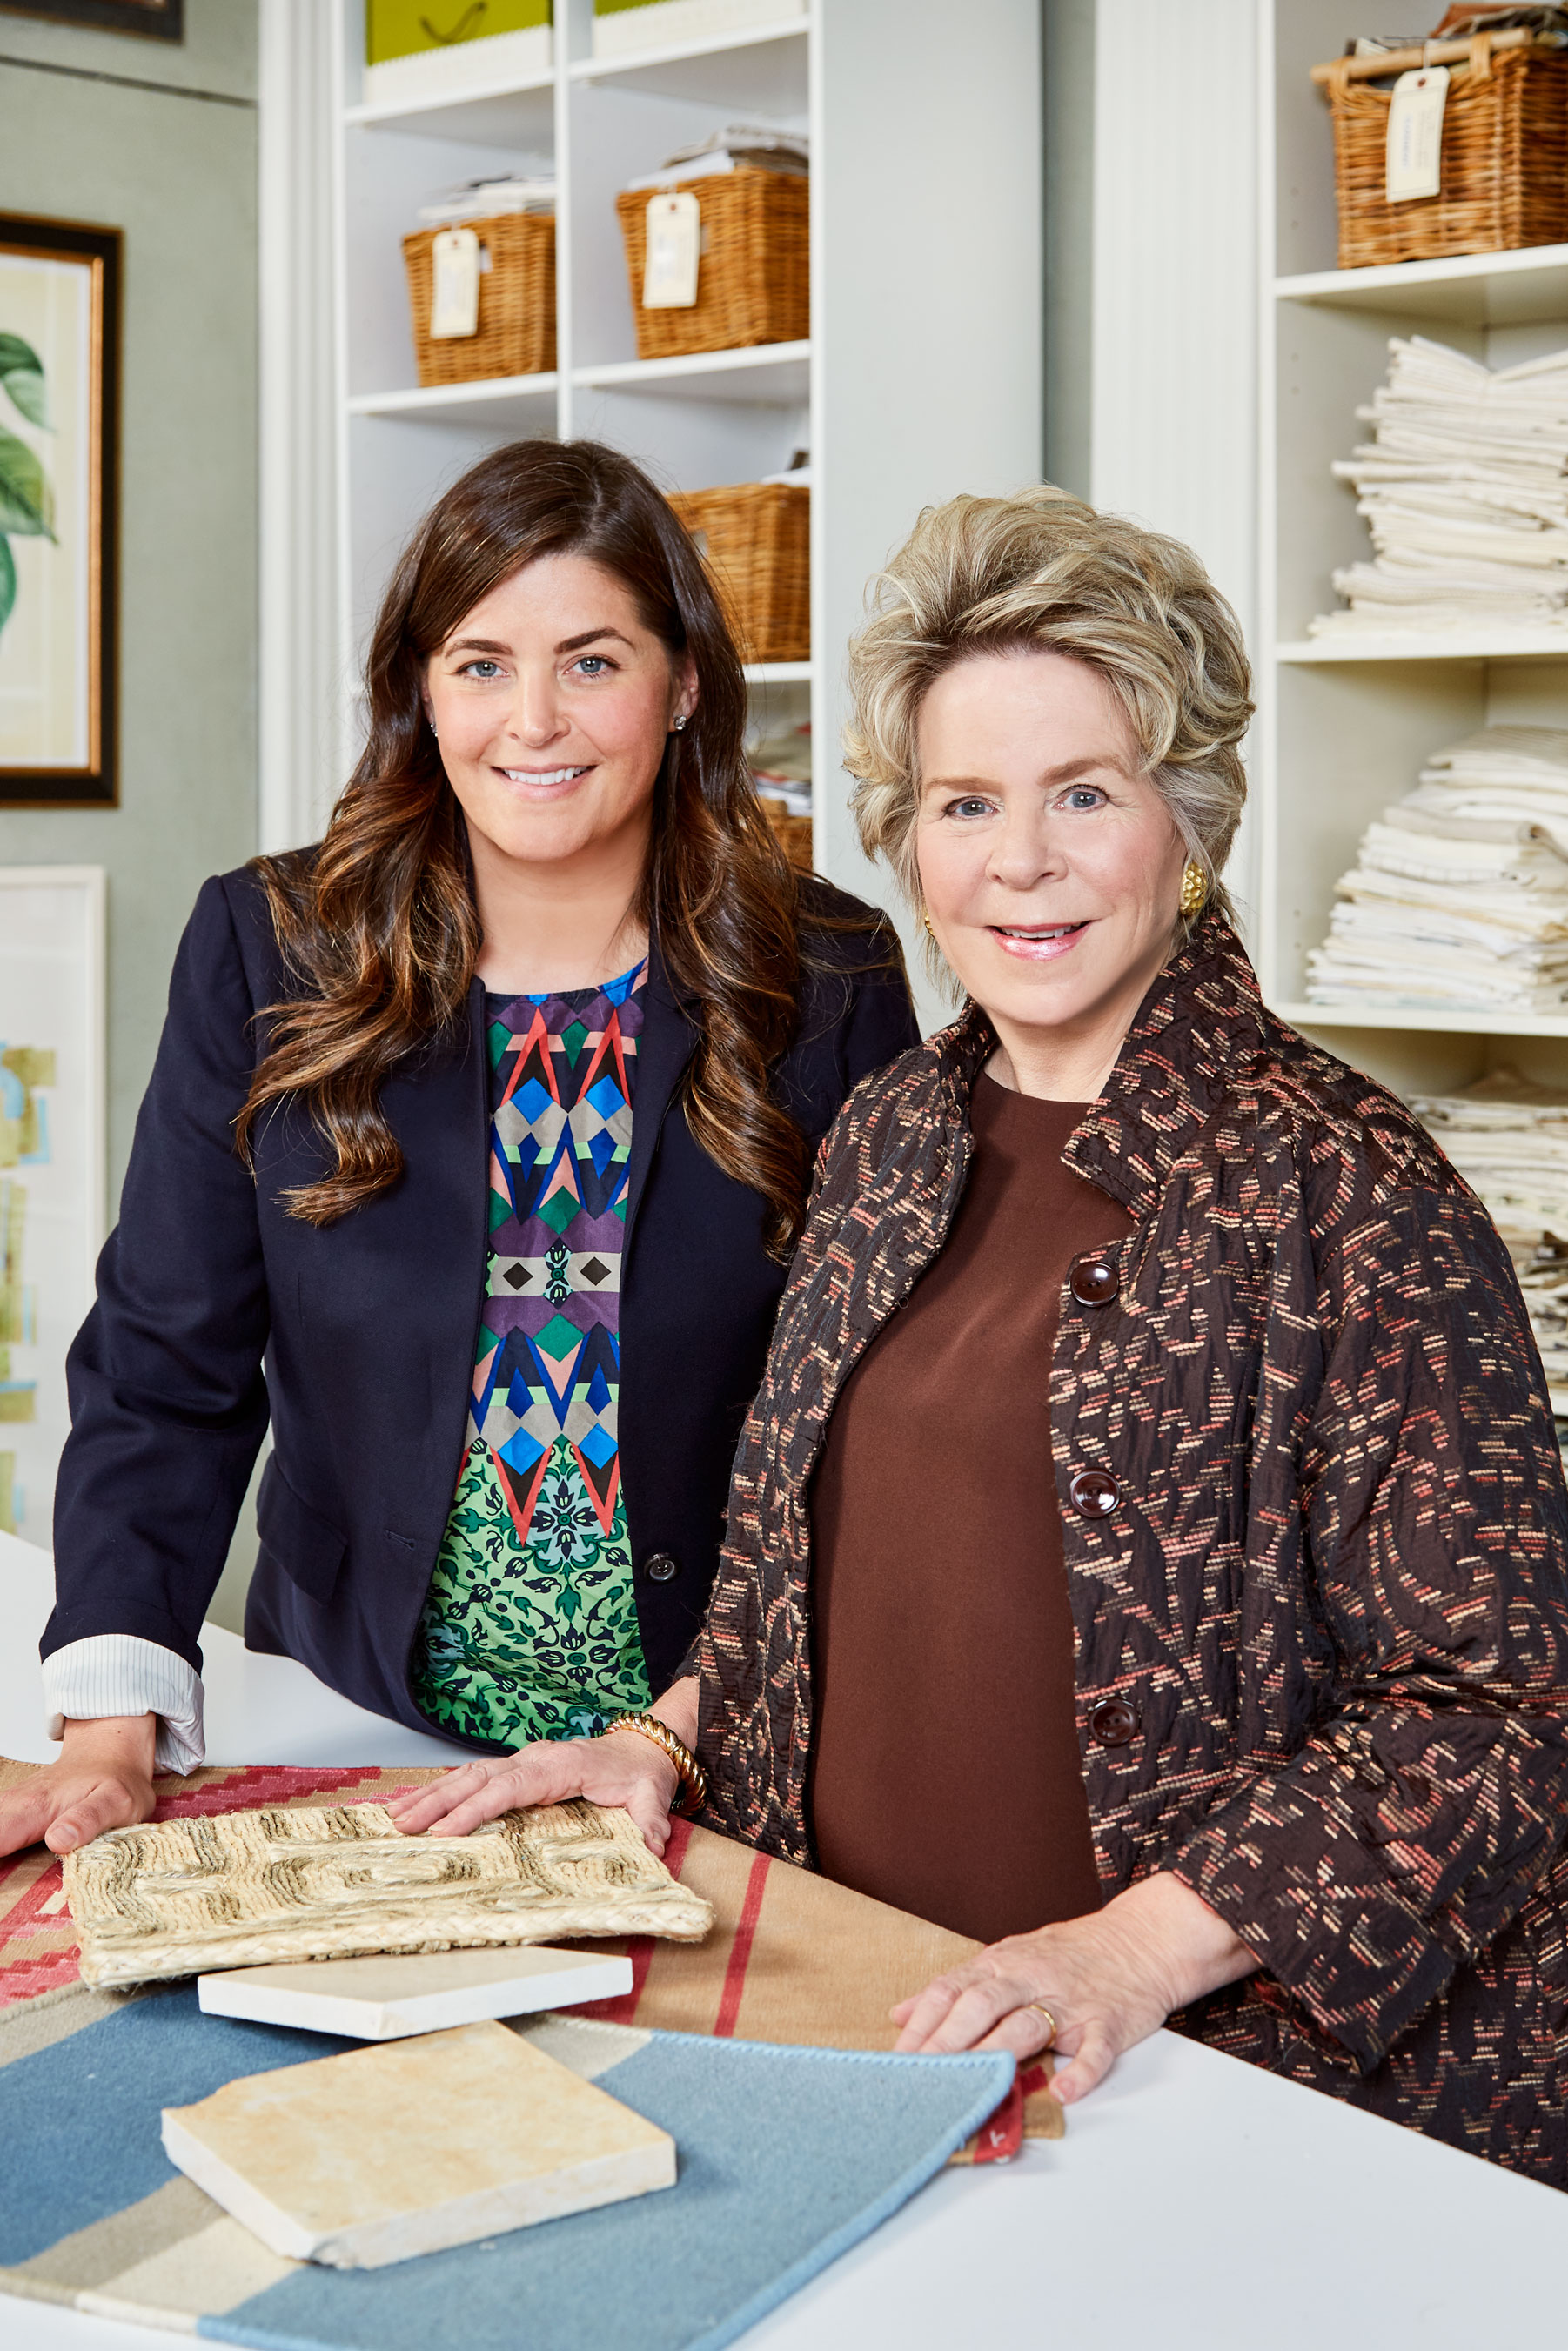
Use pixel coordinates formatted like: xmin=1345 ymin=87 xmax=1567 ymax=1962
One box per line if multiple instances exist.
xmin=1069 ymin=1466 xmax=1120 ymax=1519
xmin=643 ymin=1551 xmax=680 ymax=1584
xmin=1089 ymin=1697 xmax=1139 ymax=1748
xmin=1069 ymin=1254 xmax=1117 ymax=1307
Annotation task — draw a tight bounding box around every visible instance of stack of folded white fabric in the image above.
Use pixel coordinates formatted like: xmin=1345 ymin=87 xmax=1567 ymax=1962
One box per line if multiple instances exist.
xmin=1310 ymin=335 xmax=1568 ymax=638
xmin=1409 ymin=1068 xmax=1568 ymax=1413
xmin=1410 ymin=1068 xmax=1568 ymax=1241
xmin=1305 ymin=726 xmax=1568 ymax=1011
xmin=1516 ymin=1249 xmax=1568 ymax=1417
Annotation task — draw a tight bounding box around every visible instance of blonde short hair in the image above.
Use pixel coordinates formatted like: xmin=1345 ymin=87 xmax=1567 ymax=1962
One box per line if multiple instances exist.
xmin=844 ymin=486 xmax=1253 ymax=948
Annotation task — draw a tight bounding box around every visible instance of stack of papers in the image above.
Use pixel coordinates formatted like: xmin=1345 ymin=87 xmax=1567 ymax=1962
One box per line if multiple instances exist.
xmin=1310 ymin=335 xmax=1568 ymax=638
xmin=626 ymin=123 xmax=808 ymax=191
xmin=749 ymin=720 xmax=811 ymax=817
xmin=1305 ymin=726 xmax=1568 ymax=1011
xmin=418 ymin=175 xmax=556 ymax=224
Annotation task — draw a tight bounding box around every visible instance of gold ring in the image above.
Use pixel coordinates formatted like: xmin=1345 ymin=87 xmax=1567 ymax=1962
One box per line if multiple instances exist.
xmin=1025 ymin=2002 xmax=1057 ymax=2048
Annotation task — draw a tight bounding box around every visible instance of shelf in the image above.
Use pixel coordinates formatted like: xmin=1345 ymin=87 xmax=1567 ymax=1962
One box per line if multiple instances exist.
xmin=1278 ymin=634 xmax=1568 ymax=666
xmin=345 ymin=74 xmax=555 ymax=151
xmin=573 ymin=341 xmax=810 ymax=403
xmin=1277 ymin=1001 xmax=1568 ymax=1038
xmin=743 ymin=661 xmax=812 ymax=685
xmin=347 ymin=376 xmax=559 ymax=428
xmin=1276 ymin=244 xmax=1568 ymax=329
xmin=569 ymin=21 xmax=807 ymax=113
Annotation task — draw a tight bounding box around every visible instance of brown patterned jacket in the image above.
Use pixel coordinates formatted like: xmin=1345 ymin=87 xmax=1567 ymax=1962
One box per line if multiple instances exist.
xmin=693 ymin=913 xmax=1568 ymax=2180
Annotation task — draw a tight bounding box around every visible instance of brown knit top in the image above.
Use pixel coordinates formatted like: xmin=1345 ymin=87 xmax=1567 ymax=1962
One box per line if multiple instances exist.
xmin=807 ymin=1070 xmax=1132 ymax=1944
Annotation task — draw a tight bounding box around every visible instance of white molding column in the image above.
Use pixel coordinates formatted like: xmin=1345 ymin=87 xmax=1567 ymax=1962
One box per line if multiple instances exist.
xmin=258 ymin=0 xmax=343 ymax=854
xmin=1089 ymin=0 xmax=1261 ymax=929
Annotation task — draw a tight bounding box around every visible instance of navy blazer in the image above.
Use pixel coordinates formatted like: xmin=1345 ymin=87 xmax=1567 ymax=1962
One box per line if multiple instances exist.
xmin=45 ymin=864 xmax=918 ymax=1741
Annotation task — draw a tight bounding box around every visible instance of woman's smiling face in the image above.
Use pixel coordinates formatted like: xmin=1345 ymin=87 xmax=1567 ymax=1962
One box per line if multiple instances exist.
xmin=421 ymin=550 xmax=695 ymax=872
xmin=915 ymin=647 xmax=1189 ymax=1084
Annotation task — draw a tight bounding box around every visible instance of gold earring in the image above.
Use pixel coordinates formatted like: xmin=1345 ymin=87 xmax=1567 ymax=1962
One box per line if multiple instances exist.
xmin=922 ymin=910 xmax=935 ymax=939
xmin=1179 ymin=861 xmax=1207 ymax=919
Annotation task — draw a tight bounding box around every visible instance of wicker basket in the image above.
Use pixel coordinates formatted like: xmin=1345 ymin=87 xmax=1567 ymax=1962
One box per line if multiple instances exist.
xmin=757 ymin=798 xmax=814 ymax=874
xmin=401 ymin=211 xmax=556 ymax=387
xmin=615 ymin=170 xmax=808 ymax=362
xmin=1319 ymin=37 xmax=1568 ymax=269
xmin=668 ymin=481 xmax=809 ymax=664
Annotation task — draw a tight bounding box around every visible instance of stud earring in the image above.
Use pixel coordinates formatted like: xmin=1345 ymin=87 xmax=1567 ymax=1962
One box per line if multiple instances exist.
xmin=673 ymin=713 xmax=687 ymax=733
xmin=1179 ymin=860 xmax=1207 ymax=919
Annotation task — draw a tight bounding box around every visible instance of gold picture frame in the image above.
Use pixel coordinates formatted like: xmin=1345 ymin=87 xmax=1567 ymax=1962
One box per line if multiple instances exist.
xmin=0 ymin=213 xmax=121 ymax=808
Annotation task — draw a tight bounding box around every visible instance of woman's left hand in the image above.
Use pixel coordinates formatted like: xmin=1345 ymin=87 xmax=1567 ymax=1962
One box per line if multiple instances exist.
xmin=890 ymin=1872 xmax=1256 ymax=2106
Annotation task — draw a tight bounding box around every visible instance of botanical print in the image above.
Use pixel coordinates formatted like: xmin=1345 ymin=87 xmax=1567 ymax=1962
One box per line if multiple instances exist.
xmin=0 ymin=252 xmax=88 ymax=773
xmin=412 ymin=963 xmax=653 ymax=1745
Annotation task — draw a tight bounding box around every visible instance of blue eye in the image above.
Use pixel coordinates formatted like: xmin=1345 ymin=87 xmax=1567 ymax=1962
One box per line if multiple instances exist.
xmin=573 ymin=654 xmax=613 ymax=678
xmin=1063 ymin=787 xmax=1104 ymax=811
xmin=948 ymin=795 xmax=994 ymax=819
xmin=461 ymin=659 xmax=502 ymax=680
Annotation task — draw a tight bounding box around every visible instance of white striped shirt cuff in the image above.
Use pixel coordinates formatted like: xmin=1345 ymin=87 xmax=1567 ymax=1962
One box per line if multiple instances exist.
xmin=42 ymin=1636 xmax=205 ymax=1776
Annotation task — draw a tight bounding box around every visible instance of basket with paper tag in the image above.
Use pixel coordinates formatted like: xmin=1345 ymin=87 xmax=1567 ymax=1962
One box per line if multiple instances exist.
xmin=1312 ymin=10 xmax=1568 ymax=269
xmin=615 ymin=124 xmax=808 ymax=362
xmin=402 ymin=172 xmax=556 ymax=387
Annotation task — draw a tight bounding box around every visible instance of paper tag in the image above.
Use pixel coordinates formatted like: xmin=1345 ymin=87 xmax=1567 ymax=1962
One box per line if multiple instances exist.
xmin=643 ymin=192 xmax=700 ymax=309
xmin=1386 ymin=65 xmax=1449 ymax=202
xmin=429 ymin=225 xmax=481 ymax=338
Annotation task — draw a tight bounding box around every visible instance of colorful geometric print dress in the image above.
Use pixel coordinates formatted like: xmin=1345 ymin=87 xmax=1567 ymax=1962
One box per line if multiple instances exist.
xmin=411 ymin=961 xmax=653 ymax=1746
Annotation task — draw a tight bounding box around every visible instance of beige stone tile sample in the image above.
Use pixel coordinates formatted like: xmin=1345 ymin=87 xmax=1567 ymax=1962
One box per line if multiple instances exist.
xmin=160 ymin=2019 xmax=675 ymax=2267
xmin=65 ymin=1798 xmax=712 ymax=1988
xmin=198 ymin=1943 xmax=633 ymax=2039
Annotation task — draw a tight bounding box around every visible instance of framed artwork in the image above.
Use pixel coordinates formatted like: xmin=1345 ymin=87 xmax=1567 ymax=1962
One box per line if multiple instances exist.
xmin=0 ymin=867 xmax=107 ymax=1544
xmin=0 ymin=3 xmax=183 ymax=37
xmin=0 ymin=214 xmax=121 ymax=808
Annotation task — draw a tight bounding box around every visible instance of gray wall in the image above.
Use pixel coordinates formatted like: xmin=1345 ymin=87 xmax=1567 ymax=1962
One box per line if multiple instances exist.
xmin=0 ymin=0 xmax=259 ymax=1209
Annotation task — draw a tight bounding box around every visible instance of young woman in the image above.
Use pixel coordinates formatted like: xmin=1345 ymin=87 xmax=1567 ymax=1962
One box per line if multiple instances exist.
xmin=2 ymin=439 xmax=916 ymax=1861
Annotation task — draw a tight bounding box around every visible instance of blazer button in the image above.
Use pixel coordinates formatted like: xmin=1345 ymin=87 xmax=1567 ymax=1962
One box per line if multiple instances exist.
xmin=1069 ymin=1253 xmax=1117 ymax=1307
xmin=1089 ymin=1697 xmax=1139 ymax=1748
xmin=1069 ymin=1466 xmax=1120 ymax=1519
xmin=643 ymin=1551 xmax=680 ymax=1584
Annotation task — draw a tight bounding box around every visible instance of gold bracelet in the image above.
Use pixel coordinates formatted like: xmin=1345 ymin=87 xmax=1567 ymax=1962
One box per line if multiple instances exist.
xmin=599 ymin=1711 xmax=709 ymax=1816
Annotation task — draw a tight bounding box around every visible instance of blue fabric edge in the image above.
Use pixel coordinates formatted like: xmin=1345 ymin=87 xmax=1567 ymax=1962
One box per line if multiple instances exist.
xmin=191 ymin=2034 xmax=1017 ymax=2351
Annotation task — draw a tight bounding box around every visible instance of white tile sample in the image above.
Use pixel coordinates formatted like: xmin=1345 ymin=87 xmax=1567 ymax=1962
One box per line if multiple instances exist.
xmin=160 ymin=2019 xmax=675 ymax=2267
xmin=197 ymin=1943 xmax=633 ymax=2039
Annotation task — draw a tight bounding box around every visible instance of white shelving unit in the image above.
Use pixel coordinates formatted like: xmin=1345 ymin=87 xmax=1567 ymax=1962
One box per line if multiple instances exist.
xmin=325 ymin=0 xmax=1043 ymax=1015
xmin=1259 ymin=4 xmax=1568 ymax=1095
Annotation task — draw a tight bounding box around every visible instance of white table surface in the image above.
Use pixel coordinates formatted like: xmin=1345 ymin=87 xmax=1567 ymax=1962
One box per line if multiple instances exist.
xmin=4 ymin=1528 xmax=1567 ymax=2350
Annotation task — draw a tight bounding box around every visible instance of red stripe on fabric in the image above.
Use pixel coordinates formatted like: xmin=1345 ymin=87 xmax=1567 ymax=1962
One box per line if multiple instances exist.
xmin=1 ymin=1859 xmax=64 ymax=1939
xmin=713 ymin=1851 xmax=770 ymax=2039
xmin=972 ymin=2074 xmax=1024 ymax=2163
xmin=574 ymin=1933 xmax=656 ymax=2026
xmin=663 ymin=1814 xmax=694 ymax=1879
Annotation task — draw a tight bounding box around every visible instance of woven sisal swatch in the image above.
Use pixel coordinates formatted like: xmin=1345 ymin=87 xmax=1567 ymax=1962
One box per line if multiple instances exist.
xmin=64 ymin=1797 xmax=713 ymax=1989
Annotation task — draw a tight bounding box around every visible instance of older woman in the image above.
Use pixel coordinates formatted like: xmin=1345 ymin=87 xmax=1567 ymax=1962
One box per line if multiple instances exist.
xmin=392 ymin=486 xmax=1568 ymax=2183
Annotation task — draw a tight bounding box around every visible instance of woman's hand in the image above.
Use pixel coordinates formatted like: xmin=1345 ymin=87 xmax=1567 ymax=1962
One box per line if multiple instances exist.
xmin=890 ymin=1872 xmax=1256 ymax=2105
xmin=0 ymin=1715 xmax=158 ymax=1860
xmin=385 ymin=1681 xmax=700 ymax=1857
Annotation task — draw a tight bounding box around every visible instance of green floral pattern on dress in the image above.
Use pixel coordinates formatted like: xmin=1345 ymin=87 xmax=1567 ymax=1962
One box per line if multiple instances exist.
xmin=410 ymin=965 xmax=653 ymax=1745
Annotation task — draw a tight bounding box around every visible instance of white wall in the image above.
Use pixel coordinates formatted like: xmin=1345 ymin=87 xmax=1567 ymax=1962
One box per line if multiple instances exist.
xmin=1089 ymin=0 xmax=1260 ymax=931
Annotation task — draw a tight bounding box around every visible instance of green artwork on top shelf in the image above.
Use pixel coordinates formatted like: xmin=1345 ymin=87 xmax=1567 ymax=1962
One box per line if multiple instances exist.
xmin=0 ymin=333 xmax=53 ymax=645
xmin=366 ymin=0 xmax=550 ymax=63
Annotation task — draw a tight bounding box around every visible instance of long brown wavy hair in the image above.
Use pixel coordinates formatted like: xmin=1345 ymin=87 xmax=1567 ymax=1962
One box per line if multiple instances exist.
xmin=237 ymin=439 xmax=812 ymax=1252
